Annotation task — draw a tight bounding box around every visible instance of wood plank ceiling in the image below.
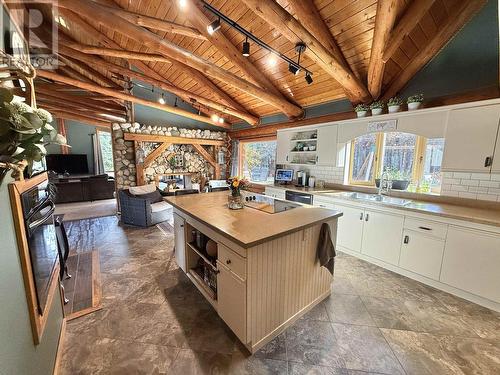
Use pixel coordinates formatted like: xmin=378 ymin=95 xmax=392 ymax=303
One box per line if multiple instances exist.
xmin=24 ymin=0 xmax=486 ymax=128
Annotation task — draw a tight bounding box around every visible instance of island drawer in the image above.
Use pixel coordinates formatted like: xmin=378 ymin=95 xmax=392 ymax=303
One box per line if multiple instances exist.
xmin=218 ymin=243 xmax=246 ymax=281
xmin=404 ymin=217 xmax=448 ymax=239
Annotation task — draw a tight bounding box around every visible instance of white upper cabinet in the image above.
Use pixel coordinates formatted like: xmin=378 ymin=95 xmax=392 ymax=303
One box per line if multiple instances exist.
xmin=442 ymin=104 xmax=500 ymax=172
xmin=316 ymin=124 xmax=338 ymax=166
xmin=276 ymin=129 xmax=293 ymax=164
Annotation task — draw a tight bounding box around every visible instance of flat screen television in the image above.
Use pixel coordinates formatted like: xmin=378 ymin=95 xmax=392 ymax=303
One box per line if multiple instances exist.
xmin=46 ymin=154 xmax=89 ymax=174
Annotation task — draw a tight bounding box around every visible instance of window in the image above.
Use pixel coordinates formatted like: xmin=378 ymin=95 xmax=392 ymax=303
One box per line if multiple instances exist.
xmin=348 ymin=132 xmax=445 ymax=192
xmin=97 ymin=130 xmax=114 ymax=174
xmin=239 ymin=140 xmax=277 ymax=183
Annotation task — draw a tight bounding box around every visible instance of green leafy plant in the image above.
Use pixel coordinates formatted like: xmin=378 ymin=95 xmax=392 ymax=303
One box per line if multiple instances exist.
xmin=354 ymin=104 xmax=369 ymax=112
xmin=0 ymin=87 xmax=68 ymax=183
xmin=387 ymin=96 xmax=403 ymax=106
xmin=407 ymin=94 xmax=424 ymax=103
xmin=370 ymin=100 xmax=385 ymax=109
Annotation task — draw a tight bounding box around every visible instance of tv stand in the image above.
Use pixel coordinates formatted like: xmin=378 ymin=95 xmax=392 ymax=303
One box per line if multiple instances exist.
xmin=50 ymin=174 xmax=115 ymax=203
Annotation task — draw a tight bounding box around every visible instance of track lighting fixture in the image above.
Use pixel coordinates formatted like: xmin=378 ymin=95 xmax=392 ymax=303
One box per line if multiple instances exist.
xmin=158 ymin=93 xmax=165 ymax=104
xmin=289 ymin=42 xmax=306 ymax=76
xmin=174 ymin=98 xmax=178 ymax=107
xmin=178 ymin=0 xmax=187 ymax=8
xmin=242 ymin=36 xmax=250 ymax=57
xmin=305 ymin=72 xmax=313 ymax=85
xmin=211 ymin=114 xmax=219 ymax=122
xmin=288 ymin=64 xmax=299 ymax=75
xmin=218 ymin=117 xmax=224 ymax=124
xmin=207 ymin=18 xmax=221 ymax=35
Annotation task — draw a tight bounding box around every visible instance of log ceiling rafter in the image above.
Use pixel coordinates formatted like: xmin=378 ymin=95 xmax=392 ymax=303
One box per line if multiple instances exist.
xmin=56 ymin=0 xmax=304 ymax=120
xmin=381 ymin=0 xmax=488 ymax=100
xmin=240 ymin=0 xmax=372 ymax=104
xmin=36 ymin=70 xmax=231 ymax=129
xmin=57 ymin=7 xmax=251 ymax=116
xmin=56 ymin=41 xmax=259 ymax=125
xmin=367 ymin=0 xmax=399 ymax=99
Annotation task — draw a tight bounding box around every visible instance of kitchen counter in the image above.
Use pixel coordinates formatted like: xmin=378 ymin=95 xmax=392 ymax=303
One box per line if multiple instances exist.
xmin=265 ymin=184 xmax=500 ymax=227
xmin=166 ymin=191 xmax=342 ymax=248
xmin=168 ymin=191 xmax=340 ymax=353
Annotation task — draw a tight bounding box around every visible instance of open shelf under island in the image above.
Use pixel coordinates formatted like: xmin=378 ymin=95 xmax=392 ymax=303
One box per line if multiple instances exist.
xmin=167 ymin=191 xmax=342 ymax=353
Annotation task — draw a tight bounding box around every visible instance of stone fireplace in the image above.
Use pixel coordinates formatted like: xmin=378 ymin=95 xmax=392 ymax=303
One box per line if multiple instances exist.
xmin=112 ymin=122 xmax=229 ymax=191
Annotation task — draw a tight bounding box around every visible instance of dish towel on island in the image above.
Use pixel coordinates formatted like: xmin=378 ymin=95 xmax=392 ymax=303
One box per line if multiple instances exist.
xmin=317 ymin=222 xmax=336 ymax=275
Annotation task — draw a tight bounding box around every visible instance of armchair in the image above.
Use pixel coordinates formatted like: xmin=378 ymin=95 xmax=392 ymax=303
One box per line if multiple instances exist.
xmin=119 ymin=187 xmax=171 ymax=227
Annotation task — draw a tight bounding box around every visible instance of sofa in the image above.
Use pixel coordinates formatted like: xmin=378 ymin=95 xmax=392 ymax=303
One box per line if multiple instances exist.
xmin=119 ymin=183 xmax=172 ymax=227
xmin=51 ymin=173 xmax=115 ymax=203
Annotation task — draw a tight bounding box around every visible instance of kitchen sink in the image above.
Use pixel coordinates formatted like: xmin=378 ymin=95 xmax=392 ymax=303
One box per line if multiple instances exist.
xmin=338 ymin=192 xmax=412 ymax=206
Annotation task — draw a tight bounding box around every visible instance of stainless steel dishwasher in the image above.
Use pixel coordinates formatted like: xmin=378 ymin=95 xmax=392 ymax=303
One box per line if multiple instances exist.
xmin=285 ymin=190 xmax=313 ymax=205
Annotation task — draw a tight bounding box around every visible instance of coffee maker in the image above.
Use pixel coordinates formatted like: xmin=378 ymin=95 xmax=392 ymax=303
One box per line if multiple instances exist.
xmin=296 ymin=170 xmax=308 ymax=187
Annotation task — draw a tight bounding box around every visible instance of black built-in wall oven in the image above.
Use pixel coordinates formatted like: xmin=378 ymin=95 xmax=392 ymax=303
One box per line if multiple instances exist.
xmin=21 ymin=179 xmax=58 ymax=315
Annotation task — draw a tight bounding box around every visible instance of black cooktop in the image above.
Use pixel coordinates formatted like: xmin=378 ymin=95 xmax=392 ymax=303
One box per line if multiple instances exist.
xmin=243 ymin=194 xmax=300 ymax=214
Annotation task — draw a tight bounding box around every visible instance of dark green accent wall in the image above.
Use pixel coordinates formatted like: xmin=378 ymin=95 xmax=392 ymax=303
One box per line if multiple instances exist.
xmin=47 ymin=120 xmax=97 ymax=174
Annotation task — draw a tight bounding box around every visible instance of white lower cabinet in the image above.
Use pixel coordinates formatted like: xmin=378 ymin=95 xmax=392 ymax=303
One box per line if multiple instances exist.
xmin=399 ymin=230 xmax=445 ymax=280
xmin=361 ymin=209 xmax=404 ymax=265
xmin=216 ymin=261 xmax=247 ymax=342
xmin=335 ymin=203 xmax=364 ymax=253
xmin=173 ymin=213 xmax=186 ymax=272
xmin=440 ymin=227 xmax=500 ymax=303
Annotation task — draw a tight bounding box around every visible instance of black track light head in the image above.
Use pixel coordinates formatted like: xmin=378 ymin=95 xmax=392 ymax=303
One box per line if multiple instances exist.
xmin=207 ymin=18 xmax=221 ymax=35
xmin=305 ymin=72 xmax=313 ymax=84
xmin=242 ymin=37 xmax=250 ymax=57
xmin=289 ymin=63 xmax=300 ymax=75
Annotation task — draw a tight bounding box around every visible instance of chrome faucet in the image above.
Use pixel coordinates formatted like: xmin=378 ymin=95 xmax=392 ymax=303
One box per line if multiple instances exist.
xmin=378 ymin=170 xmax=392 ymax=196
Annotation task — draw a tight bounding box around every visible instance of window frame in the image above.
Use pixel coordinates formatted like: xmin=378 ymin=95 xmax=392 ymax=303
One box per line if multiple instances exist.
xmin=238 ymin=136 xmax=277 ymax=183
xmin=96 ymin=129 xmax=114 ymax=174
xmin=348 ymin=132 xmax=434 ymax=189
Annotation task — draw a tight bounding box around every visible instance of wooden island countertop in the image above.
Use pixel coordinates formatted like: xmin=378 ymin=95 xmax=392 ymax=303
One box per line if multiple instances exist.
xmin=166 ymin=191 xmax=342 ymax=248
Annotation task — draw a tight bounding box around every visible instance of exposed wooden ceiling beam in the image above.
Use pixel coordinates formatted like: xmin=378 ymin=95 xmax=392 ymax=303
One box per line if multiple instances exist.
xmin=57 ymin=42 xmax=258 ymax=125
xmin=57 ymin=54 xmax=122 ymax=88
xmin=367 ymin=0 xmax=399 ymax=99
xmin=36 ymin=69 xmax=231 ymax=129
xmin=188 ymin=0 xmax=289 ymax=101
xmin=382 ymin=0 xmax=487 ymax=99
xmin=37 ymin=99 xmax=126 ymax=122
xmin=57 ymin=8 xmax=250 ymax=114
xmin=90 ymin=0 xmax=207 ymax=40
xmin=62 ymin=42 xmax=172 ymax=64
xmin=382 ymin=0 xmax=436 ymax=63
xmin=286 ymin=0 xmax=350 ymax=70
xmin=57 ymin=65 xmax=94 ymax=84
xmin=57 ymin=0 xmax=303 ymax=119
xmin=240 ymin=0 xmax=372 ymax=104
xmin=38 ymin=106 xmax=112 ymax=128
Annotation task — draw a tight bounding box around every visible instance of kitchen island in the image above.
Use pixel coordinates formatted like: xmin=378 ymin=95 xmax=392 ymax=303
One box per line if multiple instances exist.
xmin=166 ymin=191 xmax=342 ymax=353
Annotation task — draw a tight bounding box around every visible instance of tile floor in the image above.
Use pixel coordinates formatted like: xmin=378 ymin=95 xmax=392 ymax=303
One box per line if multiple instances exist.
xmin=60 ymin=216 xmax=500 ymax=374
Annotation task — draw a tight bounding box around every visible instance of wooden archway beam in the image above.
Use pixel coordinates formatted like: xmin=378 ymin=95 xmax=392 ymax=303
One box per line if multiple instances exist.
xmin=56 ymin=0 xmax=304 ymax=119
xmin=144 ymin=143 xmax=172 ymax=167
xmin=36 ymin=70 xmax=230 ymax=129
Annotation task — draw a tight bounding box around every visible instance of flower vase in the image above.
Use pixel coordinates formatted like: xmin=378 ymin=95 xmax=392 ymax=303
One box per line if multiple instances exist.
xmin=228 ymin=194 xmax=244 ymax=210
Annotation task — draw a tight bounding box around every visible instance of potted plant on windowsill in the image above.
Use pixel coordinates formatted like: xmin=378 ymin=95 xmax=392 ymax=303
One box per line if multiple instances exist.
xmin=407 ymin=94 xmax=424 ymax=110
xmin=227 ymin=176 xmax=248 ymax=209
xmin=370 ymin=100 xmax=385 ymax=115
xmin=0 ymin=87 xmax=69 ymax=185
xmin=387 ymin=96 xmax=403 ymax=113
xmin=375 ymin=168 xmax=411 ymax=191
xmin=354 ymin=104 xmax=369 ymax=118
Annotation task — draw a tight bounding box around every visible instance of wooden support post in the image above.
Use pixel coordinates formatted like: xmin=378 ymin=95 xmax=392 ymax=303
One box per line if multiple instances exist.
xmin=135 ymin=141 xmax=145 ymax=186
xmin=57 ymin=118 xmax=69 ymax=154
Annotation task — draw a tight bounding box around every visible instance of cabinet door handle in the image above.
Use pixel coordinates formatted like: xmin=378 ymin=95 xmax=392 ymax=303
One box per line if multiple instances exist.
xmin=319 ymin=204 xmax=326 ymax=208
xmin=484 ymin=156 xmax=493 ymax=167
xmin=404 ymin=235 xmax=410 ymax=244
xmin=418 ymin=226 xmax=432 ymax=231
xmin=359 ymin=213 xmax=363 ymax=220
xmin=365 ymin=213 xmax=369 ymax=221
xmin=286 ymin=155 xmax=289 ymax=161
xmin=226 ymin=259 xmax=231 ymax=265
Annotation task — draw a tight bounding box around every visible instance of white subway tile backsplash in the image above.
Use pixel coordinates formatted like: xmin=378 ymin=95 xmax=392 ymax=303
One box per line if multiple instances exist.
xmin=476 ymin=194 xmax=498 ymax=202
xmin=442 ymin=172 xmax=454 ymax=178
xmin=460 ymin=179 xmax=479 ymax=187
xmin=468 ymin=186 xmax=489 ymax=193
xmin=479 ymin=180 xmax=500 ymax=188
xmin=491 ymin=174 xmax=500 ymax=181
xmin=450 ymin=184 xmax=468 ymax=192
xmin=453 ymin=172 xmax=472 ymax=179
xmin=442 ymin=178 xmax=461 ymax=185
xmin=470 ymin=173 xmax=491 ymax=180
xmin=458 ymin=192 xmax=477 ymax=199
xmin=488 ymin=187 xmax=500 ymax=194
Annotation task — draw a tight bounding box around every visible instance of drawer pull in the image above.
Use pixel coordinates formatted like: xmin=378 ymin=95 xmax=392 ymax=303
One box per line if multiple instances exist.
xmin=319 ymin=204 xmax=326 ymax=208
xmin=418 ymin=226 xmax=432 ymax=231
xmin=365 ymin=213 xmax=369 ymax=221
xmin=404 ymin=235 xmax=410 ymax=244
xmin=359 ymin=213 xmax=363 ymax=220
xmin=226 ymin=259 xmax=231 ymax=265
